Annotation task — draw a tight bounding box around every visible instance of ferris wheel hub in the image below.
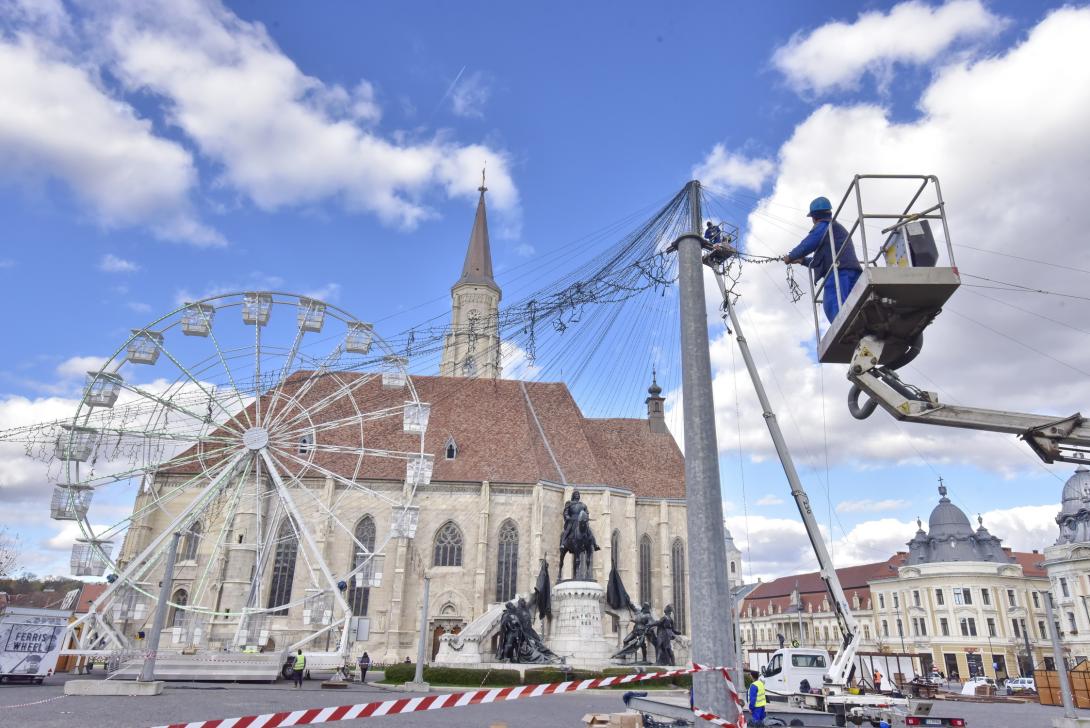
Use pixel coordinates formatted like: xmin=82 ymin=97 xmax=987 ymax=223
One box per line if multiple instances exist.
xmin=242 ymin=426 xmax=270 ymax=451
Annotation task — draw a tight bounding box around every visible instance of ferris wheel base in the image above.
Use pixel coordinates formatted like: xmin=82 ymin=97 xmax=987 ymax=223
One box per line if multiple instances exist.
xmin=65 ymin=679 xmax=164 ymax=696
xmin=108 ymin=651 xmax=287 ymax=682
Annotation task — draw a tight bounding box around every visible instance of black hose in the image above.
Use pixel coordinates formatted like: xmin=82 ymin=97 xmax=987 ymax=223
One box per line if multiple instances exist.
xmin=886 ymin=332 xmax=924 ymax=371
xmin=848 ymin=383 xmax=878 ymax=420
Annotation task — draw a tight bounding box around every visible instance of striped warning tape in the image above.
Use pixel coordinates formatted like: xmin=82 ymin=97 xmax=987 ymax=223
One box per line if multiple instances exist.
xmin=152 ymin=663 xmax=748 ymax=728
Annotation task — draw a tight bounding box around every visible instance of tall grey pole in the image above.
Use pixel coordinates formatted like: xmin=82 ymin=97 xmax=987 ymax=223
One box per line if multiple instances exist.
xmin=1022 ymin=619 xmax=1034 ymax=674
xmin=413 ymin=576 xmax=431 ymax=685
xmin=1044 ymin=591 xmax=1076 ymax=718
xmin=140 ymin=531 xmax=181 ymax=682
xmin=674 ymin=180 xmax=737 ymax=721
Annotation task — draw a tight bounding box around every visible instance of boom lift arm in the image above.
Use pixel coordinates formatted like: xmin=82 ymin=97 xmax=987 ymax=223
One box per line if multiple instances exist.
xmin=707 ymin=251 xmax=861 ymax=690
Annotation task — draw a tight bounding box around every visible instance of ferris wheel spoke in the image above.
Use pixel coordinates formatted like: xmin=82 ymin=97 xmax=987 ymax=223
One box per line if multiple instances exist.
xmin=268 ymin=445 xmax=402 ymax=508
xmin=73 ymin=442 xmax=240 ymax=489
xmin=263 ymin=345 xmax=349 ymax=430
xmin=266 ymin=371 xmax=377 ymax=433
xmin=203 ymin=319 xmax=256 ymax=431
xmin=148 ymin=336 xmax=246 ymax=429
xmin=258 ymin=324 xmax=308 ymax=428
xmin=113 ymin=379 xmax=245 ymax=437
xmin=189 ymin=456 xmax=254 ymax=610
xmin=296 ymin=442 xmax=423 ymax=460
xmin=259 ymin=449 xmax=351 ymax=611
xmin=273 ymin=405 xmax=406 ymax=441
xmin=86 ymin=425 xmax=237 ymax=445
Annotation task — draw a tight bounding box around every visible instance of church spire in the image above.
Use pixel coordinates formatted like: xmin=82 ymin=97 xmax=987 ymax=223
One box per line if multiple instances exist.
xmin=454 ymin=168 xmax=499 ymax=292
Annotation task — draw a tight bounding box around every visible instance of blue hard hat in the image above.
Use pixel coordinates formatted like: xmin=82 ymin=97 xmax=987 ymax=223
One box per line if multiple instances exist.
xmin=807 ymin=196 xmax=832 ymax=216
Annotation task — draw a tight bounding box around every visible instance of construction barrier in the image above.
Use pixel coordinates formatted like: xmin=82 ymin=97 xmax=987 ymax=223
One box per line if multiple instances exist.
xmin=153 ymin=663 xmax=747 ymax=728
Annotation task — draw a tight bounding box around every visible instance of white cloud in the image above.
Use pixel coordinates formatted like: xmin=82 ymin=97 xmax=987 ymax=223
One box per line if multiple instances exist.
xmin=701 ymin=6 xmax=1090 ymax=476
xmin=837 ymin=499 xmax=911 ymax=514
xmin=84 ymin=0 xmax=519 ymax=228
xmin=773 ymin=0 xmax=1006 ymax=95
xmin=98 ymin=253 xmax=139 ymax=273
xmin=755 ymin=494 xmax=785 ymax=506
xmin=0 ymin=259 xmax=14 ymax=268
xmin=302 ymin=282 xmax=342 ymax=303
xmin=451 ymin=70 xmax=491 ymax=119
xmin=693 ymin=144 xmax=775 ymax=193
xmin=0 ymin=9 xmax=221 ymax=245
xmin=126 ymin=301 xmax=152 ymax=314
xmin=515 ymin=243 xmax=536 ymax=257
xmin=55 ymin=355 xmax=107 ymax=379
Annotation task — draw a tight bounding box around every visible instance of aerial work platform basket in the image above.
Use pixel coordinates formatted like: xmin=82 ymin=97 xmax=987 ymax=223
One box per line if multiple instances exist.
xmin=809 ymin=175 xmax=960 ymax=366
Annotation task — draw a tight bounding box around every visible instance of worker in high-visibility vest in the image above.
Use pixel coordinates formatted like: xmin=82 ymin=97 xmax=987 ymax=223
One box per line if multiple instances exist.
xmin=292 ymin=649 xmax=306 ymax=688
xmin=748 ymin=673 xmax=767 ymax=725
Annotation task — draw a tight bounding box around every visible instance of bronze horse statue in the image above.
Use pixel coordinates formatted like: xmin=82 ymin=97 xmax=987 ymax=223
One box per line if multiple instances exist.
xmin=558 ymin=509 xmax=595 ymax=580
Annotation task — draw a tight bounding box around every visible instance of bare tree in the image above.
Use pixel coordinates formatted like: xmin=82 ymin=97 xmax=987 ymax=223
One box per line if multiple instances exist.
xmin=0 ymin=526 xmax=20 ymax=578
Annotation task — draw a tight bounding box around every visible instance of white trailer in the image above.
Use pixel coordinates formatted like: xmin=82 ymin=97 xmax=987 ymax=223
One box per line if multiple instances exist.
xmin=0 ymin=607 xmax=72 ymax=684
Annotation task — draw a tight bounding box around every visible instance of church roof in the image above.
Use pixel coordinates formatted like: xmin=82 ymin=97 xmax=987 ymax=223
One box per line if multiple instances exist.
xmin=165 ymin=373 xmax=684 ymax=499
xmin=454 ymin=186 xmax=499 ymax=294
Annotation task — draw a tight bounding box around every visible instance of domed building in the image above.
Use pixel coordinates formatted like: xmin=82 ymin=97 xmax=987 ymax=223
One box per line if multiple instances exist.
xmin=1043 ymin=467 xmax=1090 ymax=666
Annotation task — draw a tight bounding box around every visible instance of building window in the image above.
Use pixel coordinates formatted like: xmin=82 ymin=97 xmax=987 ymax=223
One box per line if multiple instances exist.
xmin=1033 ymin=592 xmax=1041 ymax=609
xmin=168 ymin=588 xmax=188 ymax=627
xmin=671 ymin=538 xmax=687 ymax=634
xmin=896 ymin=619 xmax=903 ymax=637
xmin=960 ymin=617 xmax=977 ymax=637
xmin=180 ymin=521 xmax=202 ymax=561
xmin=1012 ymin=619 xmax=1022 ymax=638
xmin=882 ymin=620 xmax=889 ymax=637
xmin=639 ymin=535 xmax=653 ymax=606
xmin=913 ymin=590 xmax=921 ymax=608
xmin=730 ymin=560 xmax=736 ymax=574
xmin=893 ymin=594 xmax=899 ymax=609
xmin=433 ymin=521 xmax=464 ymax=567
xmin=267 ymin=519 xmax=298 ymax=614
xmin=1040 ymin=620 xmax=1048 ymax=639
xmin=1069 ymin=612 xmax=1078 ymax=635
xmin=298 ymin=433 xmax=313 ymax=455
xmin=347 ymin=515 xmax=376 ymax=617
xmin=954 ymin=588 xmax=972 ymax=605
xmin=863 ymin=624 xmax=871 ymax=640
xmin=940 ymin=618 xmax=950 ymax=636
xmin=1061 ymin=578 xmax=1071 ymax=598
xmin=982 ymin=588 xmax=991 ymax=606
xmin=445 ymin=436 xmax=457 ymax=460
xmin=879 ymin=594 xmax=885 ymax=609
xmin=1007 ymin=589 xmax=1016 ymax=607
xmin=919 ymin=618 xmax=927 ymax=636
xmin=935 ymin=589 xmax=945 ymax=606
xmin=987 ymin=618 xmax=997 ymax=637
xmin=495 ymin=520 xmax=519 ymax=602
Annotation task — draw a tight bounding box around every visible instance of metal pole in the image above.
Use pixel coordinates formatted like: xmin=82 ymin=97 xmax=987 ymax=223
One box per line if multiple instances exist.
xmin=674 ymin=180 xmax=736 ymax=721
xmin=139 ymin=531 xmax=181 ymax=682
xmin=1022 ymin=619 xmax=1034 ymax=674
xmin=413 ymin=576 xmax=431 ymax=685
xmin=1044 ymin=590 xmax=1076 ymax=718
xmin=731 ymin=589 xmax=745 ymax=692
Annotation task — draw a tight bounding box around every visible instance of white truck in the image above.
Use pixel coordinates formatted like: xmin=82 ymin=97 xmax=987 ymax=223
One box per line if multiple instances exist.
xmin=0 ymin=607 xmax=71 ymax=684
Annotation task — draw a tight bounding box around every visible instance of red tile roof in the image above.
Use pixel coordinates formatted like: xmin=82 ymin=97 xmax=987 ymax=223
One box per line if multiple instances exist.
xmin=166 ymin=374 xmax=685 ymax=499
xmin=1009 ymin=550 xmax=1047 ymax=577
xmin=75 ymin=583 xmax=108 ymax=613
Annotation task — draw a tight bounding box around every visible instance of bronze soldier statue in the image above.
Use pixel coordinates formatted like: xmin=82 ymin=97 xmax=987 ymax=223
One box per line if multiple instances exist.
xmin=558 ymin=490 xmax=600 ymax=581
xmin=496 ymin=602 xmax=523 ymax=662
xmin=650 ymin=605 xmax=677 ymax=666
xmin=611 ymin=602 xmax=654 ymax=663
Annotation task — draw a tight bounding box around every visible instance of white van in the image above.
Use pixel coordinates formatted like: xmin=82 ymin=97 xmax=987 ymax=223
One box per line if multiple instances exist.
xmin=759 ymin=648 xmax=831 ymax=696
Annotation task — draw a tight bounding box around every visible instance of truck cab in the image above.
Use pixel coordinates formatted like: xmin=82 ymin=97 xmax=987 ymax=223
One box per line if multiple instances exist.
xmin=761 ymin=648 xmax=831 ymax=696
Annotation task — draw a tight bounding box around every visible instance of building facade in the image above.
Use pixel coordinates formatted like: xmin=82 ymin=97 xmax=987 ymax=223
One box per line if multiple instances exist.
xmin=740 ymin=485 xmax=1052 ymax=684
xmin=1044 ymin=466 xmax=1090 ymax=666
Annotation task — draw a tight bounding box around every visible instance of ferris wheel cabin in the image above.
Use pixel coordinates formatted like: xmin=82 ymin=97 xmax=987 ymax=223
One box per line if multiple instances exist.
xmin=809 ymin=175 xmax=961 ymax=366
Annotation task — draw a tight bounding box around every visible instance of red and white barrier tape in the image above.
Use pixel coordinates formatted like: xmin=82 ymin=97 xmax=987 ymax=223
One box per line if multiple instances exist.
xmin=153 ymin=663 xmax=748 ymax=728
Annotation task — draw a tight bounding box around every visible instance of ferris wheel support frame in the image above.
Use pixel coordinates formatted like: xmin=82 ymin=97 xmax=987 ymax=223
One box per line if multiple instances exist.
xmin=65 ymin=452 xmax=247 ymax=654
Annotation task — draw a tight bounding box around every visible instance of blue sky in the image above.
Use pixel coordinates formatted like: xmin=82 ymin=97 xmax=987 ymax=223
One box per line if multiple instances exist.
xmin=1 ymin=0 xmax=1087 ymax=580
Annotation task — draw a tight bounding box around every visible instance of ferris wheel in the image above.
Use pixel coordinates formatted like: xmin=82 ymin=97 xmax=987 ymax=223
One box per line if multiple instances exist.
xmin=51 ymin=292 xmax=431 ymax=656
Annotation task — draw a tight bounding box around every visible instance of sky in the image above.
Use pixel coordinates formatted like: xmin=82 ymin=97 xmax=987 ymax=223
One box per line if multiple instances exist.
xmin=0 ymin=0 xmax=1087 ymax=582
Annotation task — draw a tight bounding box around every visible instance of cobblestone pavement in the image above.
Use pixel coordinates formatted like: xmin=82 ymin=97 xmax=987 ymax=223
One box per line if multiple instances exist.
xmin=2 ymin=673 xmax=1088 ymax=727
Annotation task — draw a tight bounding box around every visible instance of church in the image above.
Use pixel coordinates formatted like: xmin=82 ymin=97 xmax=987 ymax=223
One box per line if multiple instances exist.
xmin=116 ymin=183 xmax=708 ymax=665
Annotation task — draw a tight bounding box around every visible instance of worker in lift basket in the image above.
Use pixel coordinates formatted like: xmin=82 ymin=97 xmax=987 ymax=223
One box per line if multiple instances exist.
xmin=749 ymin=673 xmax=767 ymax=726
xmin=782 ymin=197 xmax=862 ymax=323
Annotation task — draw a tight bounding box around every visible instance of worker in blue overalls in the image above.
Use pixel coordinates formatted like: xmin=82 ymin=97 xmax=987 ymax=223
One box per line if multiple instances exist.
xmin=783 ymin=197 xmax=862 ymax=323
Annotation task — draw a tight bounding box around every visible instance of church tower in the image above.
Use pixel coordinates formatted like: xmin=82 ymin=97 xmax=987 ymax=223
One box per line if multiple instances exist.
xmin=440 ymin=174 xmax=502 ymax=378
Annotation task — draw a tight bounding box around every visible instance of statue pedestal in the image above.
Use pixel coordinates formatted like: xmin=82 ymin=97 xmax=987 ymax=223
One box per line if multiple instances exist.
xmin=549 ymin=581 xmax=617 ymax=669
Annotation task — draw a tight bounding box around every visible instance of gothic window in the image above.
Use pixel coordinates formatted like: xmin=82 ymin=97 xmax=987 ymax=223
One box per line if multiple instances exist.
xmin=169 ymin=588 xmax=188 ymax=627
xmin=267 ymin=519 xmax=299 ymax=615
xmin=445 ymin=436 xmax=458 ymax=460
xmin=181 ymin=521 xmax=202 ymax=561
xmin=638 ymin=534 xmax=653 ymax=606
xmin=433 ymin=521 xmax=464 ymax=567
xmin=671 ymin=538 xmax=687 ymax=634
xmin=348 ymin=515 xmax=377 ymax=616
xmin=495 ymin=520 xmax=519 ymax=602
xmin=298 ymin=432 xmax=313 ymax=455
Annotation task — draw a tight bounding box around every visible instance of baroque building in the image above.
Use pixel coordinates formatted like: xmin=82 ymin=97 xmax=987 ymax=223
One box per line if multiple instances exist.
xmin=1044 ymin=466 xmax=1090 ymax=666
xmin=739 ymin=485 xmax=1051 ymax=684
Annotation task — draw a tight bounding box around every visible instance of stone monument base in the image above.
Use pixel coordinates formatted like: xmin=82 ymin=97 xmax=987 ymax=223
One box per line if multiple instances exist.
xmin=548 ymin=580 xmax=618 ymax=669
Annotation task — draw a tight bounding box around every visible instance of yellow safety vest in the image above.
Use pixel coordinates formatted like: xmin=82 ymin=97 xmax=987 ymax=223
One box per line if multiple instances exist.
xmin=294 ymin=654 xmax=306 ymax=670
xmin=753 ymin=680 xmax=767 ymax=708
